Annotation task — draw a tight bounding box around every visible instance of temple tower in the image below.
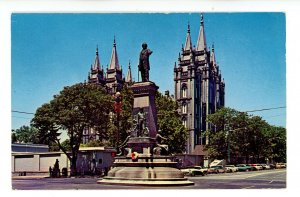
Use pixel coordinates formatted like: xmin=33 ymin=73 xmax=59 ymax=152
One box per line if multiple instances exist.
xmin=174 ymin=14 xmax=225 ymax=154
xmin=106 ymin=37 xmax=124 ymax=94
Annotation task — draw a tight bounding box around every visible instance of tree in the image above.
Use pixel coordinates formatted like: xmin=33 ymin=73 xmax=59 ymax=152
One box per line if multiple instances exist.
xmin=264 ymin=125 xmax=286 ymax=163
xmin=205 ymin=107 xmax=242 ymax=161
xmin=156 ymin=92 xmax=188 ymax=153
xmin=11 ymin=130 xmax=17 ymax=143
xmin=13 ymin=125 xmax=39 ymax=144
xmin=206 ymin=107 xmax=287 ymax=164
xmin=32 ymin=83 xmax=112 ymax=176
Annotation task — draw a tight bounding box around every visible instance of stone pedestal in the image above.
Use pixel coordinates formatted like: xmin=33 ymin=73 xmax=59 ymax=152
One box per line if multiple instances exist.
xmin=131 ymin=81 xmax=158 ymax=138
xmin=97 ymin=81 xmax=194 ymax=186
xmin=97 ymin=154 xmax=194 ymax=186
xmin=127 ymin=137 xmax=156 ymax=154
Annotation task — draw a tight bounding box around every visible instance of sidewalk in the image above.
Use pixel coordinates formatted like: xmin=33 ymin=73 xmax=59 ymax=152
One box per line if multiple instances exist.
xmin=12 ymin=175 xmax=49 ymax=180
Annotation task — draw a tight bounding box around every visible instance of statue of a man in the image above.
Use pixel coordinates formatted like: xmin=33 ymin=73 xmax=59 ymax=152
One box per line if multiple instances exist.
xmin=137 ymin=108 xmax=146 ymax=137
xmin=138 ymin=43 xmax=152 ymax=82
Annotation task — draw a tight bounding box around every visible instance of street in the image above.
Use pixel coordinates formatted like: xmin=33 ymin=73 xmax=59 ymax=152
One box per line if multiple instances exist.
xmin=12 ymin=169 xmax=286 ymax=189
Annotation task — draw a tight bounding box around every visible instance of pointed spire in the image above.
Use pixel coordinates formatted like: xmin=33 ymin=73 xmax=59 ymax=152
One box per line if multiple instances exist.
xmin=93 ymin=45 xmax=100 ymax=70
xmin=211 ymin=43 xmax=216 ymax=65
xmin=109 ymin=36 xmax=120 ymax=70
xmin=174 ymin=62 xmax=177 ymax=69
xmin=184 ymin=22 xmax=192 ymax=51
xmin=196 ymin=13 xmax=207 ymax=51
xmin=126 ymin=60 xmax=132 ymax=83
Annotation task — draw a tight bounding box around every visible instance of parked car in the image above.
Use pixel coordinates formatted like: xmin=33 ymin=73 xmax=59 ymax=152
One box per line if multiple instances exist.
xmin=260 ymin=164 xmax=271 ymax=170
xmin=236 ymin=164 xmax=252 ymax=172
xmin=208 ymin=165 xmax=226 ymax=174
xmin=269 ymin=163 xmax=276 ymax=169
xmin=275 ymin=163 xmax=286 ymax=169
xmin=180 ymin=166 xmax=208 ymax=176
xmin=249 ymin=164 xmax=263 ymax=170
xmin=225 ymin=165 xmax=238 ymax=173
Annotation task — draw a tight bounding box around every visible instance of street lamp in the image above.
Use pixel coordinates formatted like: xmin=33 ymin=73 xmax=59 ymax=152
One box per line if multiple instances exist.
xmin=225 ymin=124 xmax=230 ymax=164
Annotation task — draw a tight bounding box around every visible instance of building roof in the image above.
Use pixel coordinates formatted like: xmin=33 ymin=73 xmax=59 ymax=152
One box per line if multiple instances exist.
xmin=109 ymin=37 xmax=120 ymax=70
xmin=126 ymin=61 xmax=132 ymax=83
xmin=93 ymin=46 xmax=101 ymax=70
xmin=183 ymin=23 xmax=192 ymax=51
xmin=196 ymin=14 xmax=207 ymax=51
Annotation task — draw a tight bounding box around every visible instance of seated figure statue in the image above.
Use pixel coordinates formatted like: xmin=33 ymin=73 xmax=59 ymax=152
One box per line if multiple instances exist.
xmin=153 ymin=132 xmax=169 ymax=155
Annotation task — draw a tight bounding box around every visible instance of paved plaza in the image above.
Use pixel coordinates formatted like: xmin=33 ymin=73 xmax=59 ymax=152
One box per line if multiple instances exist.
xmin=12 ymin=169 xmax=286 ymax=190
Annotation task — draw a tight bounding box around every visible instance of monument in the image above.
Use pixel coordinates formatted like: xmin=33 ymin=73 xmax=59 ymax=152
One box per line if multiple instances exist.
xmin=97 ymin=43 xmax=193 ymax=186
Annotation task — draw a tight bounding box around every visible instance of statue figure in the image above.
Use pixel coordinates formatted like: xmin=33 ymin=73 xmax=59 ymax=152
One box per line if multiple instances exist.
xmin=153 ymin=132 xmax=169 ymax=155
xmin=137 ymin=108 xmax=146 ymax=137
xmin=138 ymin=43 xmax=152 ymax=82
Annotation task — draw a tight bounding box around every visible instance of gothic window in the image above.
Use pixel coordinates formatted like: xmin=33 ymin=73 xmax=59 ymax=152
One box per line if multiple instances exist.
xmin=182 ymin=118 xmax=187 ymax=128
xmin=182 ymin=87 xmax=187 ymax=98
xmin=182 ymin=103 xmax=187 ymax=114
xmin=181 ymin=83 xmax=187 ymax=98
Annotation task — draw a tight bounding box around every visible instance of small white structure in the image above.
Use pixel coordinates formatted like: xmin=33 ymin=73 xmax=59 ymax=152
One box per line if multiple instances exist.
xmin=11 ymin=146 xmax=116 ymax=176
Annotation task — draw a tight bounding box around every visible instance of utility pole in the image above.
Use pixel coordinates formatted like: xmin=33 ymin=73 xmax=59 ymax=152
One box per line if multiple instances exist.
xmin=225 ymin=124 xmax=231 ymax=164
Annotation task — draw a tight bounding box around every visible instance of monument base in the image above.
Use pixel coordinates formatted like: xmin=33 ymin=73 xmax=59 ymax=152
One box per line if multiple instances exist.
xmin=97 ymin=155 xmax=194 ymax=186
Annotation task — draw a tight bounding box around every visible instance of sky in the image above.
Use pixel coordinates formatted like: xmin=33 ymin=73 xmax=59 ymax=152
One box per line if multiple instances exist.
xmin=11 ymin=13 xmax=286 ymax=130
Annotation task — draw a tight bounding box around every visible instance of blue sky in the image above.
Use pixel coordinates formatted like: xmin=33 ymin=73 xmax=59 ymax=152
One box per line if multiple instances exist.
xmin=11 ymin=13 xmax=286 ymax=130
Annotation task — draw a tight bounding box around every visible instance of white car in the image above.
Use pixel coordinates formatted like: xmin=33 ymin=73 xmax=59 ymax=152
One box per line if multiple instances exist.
xmin=260 ymin=164 xmax=271 ymax=170
xmin=180 ymin=166 xmax=208 ymax=176
xmin=225 ymin=165 xmax=238 ymax=173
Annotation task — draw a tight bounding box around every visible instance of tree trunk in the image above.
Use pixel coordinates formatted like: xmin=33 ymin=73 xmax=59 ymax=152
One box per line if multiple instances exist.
xmin=70 ymin=155 xmax=77 ymax=176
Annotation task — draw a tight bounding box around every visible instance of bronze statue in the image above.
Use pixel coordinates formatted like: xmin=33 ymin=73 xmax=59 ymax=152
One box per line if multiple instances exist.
xmin=137 ymin=108 xmax=146 ymax=136
xmin=138 ymin=43 xmax=152 ymax=82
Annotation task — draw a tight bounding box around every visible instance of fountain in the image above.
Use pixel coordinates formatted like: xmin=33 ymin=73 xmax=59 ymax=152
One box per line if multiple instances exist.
xmin=97 ymin=43 xmax=193 ymax=186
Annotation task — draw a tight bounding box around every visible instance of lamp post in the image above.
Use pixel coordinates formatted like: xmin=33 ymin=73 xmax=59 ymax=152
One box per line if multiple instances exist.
xmin=225 ymin=124 xmax=230 ymax=164
xmin=113 ymin=92 xmax=122 ymax=149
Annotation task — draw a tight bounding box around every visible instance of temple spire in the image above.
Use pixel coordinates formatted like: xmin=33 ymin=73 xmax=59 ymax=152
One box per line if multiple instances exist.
xmin=93 ymin=45 xmax=100 ymax=70
xmin=109 ymin=36 xmax=120 ymax=70
xmin=211 ymin=43 xmax=216 ymax=65
xmin=126 ymin=61 xmax=132 ymax=83
xmin=184 ymin=22 xmax=192 ymax=51
xmin=196 ymin=13 xmax=207 ymax=51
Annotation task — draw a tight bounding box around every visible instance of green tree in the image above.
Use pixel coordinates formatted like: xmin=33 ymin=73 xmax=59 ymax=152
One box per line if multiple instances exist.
xmin=11 ymin=130 xmax=17 ymax=143
xmin=264 ymin=125 xmax=286 ymax=163
xmin=60 ymin=139 xmax=71 ymax=151
xmin=205 ymin=107 xmax=242 ymax=161
xmin=206 ymin=107 xmax=286 ymax=164
xmin=13 ymin=125 xmax=39 ymax=144
xmin=32 ymin=83 xmax=112 ymax=176
xmin=156 ymin=92 xmax=188 ymax=153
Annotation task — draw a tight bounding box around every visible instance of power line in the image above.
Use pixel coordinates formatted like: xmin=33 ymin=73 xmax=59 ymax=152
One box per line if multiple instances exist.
xmin=12 ymin=116 xmax=32 ymax=120
xmin=245 ymin=106 xmax=286 ymax=113
xmin=12 ymin=110 xmax=34 ymax=115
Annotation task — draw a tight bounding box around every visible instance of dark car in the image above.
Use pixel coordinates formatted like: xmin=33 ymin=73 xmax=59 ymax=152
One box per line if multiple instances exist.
xmin=208 ymin=165 xmax=226 ymax=174
xmin=236 ymin=164 xmax=252 ymax=172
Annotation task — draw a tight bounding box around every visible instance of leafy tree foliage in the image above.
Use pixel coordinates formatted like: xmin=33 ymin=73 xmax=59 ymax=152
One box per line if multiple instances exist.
xmin=11 ymin=130 xmax=17 ymax=143
xmin=32 ymin=83 xmax=112 ymax=175
xmin=156 ymin=92 xmax=188 ymax=153
xmin=80 ymin=139 xmax=106 ymax=148
xmin=205 ymin=107 xmax=286 ymax=164
xmin=12 ymin=125 xmax=39 ymax=144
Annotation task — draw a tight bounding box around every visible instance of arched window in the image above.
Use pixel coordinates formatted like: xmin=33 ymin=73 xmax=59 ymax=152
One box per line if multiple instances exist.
xmin=181 ymin=83 xmax=187 ymax=98
xmin=182 ymin=87 xmax=187 ymax=98
xmin=182 ymin=118 xmax=187 ymax=128
xmin=182 ymin=103 xmax=187 ymax=114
